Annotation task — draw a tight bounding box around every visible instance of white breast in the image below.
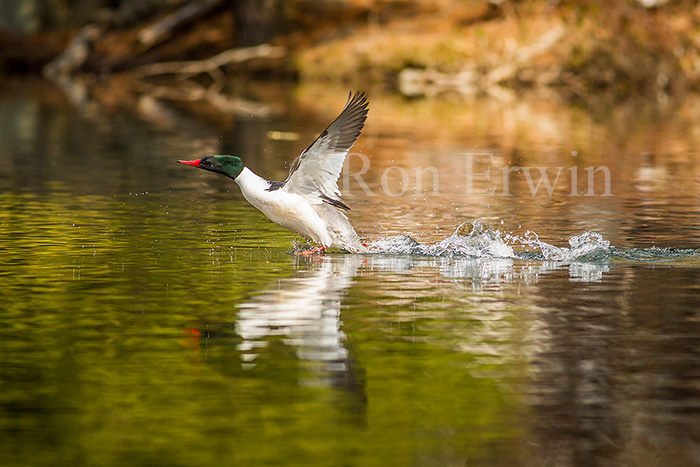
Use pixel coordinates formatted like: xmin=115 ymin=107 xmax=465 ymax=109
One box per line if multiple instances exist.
xmin=235 ymin=168 xmax=333 ymax=246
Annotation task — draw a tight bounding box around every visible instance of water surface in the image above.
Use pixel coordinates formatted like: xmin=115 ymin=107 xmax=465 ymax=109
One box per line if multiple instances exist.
xmin=1 ymin=80 xmax=699 ymax=466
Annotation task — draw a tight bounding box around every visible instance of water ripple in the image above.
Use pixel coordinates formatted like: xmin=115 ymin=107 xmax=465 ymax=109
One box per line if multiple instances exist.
xmin=368 ymin=220 xmax=700 ymax=264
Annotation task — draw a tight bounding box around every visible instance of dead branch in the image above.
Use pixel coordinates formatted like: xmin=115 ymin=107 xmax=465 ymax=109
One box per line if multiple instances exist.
xmin=138 ymin=0 xmax=226 ymax=48
xmin=43 ymin=25 xmax=104 ymax=78
xmin=128 ymin=44 xmax=287 ymax=79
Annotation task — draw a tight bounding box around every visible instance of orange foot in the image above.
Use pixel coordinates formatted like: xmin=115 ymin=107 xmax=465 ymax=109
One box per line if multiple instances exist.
xmin=296 ymin=245 xmax=328 ymax=256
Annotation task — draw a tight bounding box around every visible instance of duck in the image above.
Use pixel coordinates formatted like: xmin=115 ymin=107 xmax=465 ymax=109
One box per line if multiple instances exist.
xmin=178 ymin=91 xmax=370 ymax=254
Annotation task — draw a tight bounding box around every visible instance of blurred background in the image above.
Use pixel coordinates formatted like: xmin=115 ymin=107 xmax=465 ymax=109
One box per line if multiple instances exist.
xmin=3 ymin=0 xmax=700 ymax=103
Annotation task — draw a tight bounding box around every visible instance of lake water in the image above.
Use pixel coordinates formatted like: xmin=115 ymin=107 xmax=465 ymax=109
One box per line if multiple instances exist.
xmin=1 ymin=80 xmax=699 ymax=466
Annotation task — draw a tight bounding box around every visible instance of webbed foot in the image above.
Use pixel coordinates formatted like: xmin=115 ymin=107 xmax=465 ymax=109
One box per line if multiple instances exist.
xmin=295 ymin=245 xmax=328 ymax=256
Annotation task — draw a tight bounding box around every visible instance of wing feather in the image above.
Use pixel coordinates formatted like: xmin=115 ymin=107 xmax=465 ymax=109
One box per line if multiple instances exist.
xmin=282 ymin=91 xmax=369 ymax=210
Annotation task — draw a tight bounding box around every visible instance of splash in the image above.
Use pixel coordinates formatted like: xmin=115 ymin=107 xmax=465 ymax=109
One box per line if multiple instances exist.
xmin=368 ymin=221 xmax=513 ymax=258
xmin=509 ymin=230 xmax=612 ymax=262
xmin=367 ymin=220 xmax=699 ymax=263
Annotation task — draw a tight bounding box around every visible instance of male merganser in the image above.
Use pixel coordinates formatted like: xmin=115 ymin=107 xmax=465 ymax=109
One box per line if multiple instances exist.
xmin=178 ymin=91 xmax=369 ymax=254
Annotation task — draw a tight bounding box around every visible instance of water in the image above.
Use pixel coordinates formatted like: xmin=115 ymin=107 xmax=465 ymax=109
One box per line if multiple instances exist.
xmin=1 ymin=80 xmax=700 ymax=466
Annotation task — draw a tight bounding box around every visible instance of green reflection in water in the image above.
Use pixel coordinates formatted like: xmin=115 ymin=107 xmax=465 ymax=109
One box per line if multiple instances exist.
xmin=0 ymin=191 xmax=528 ymax=466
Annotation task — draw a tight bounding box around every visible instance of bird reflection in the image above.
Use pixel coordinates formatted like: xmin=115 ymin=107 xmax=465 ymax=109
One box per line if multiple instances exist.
xmin=228 ymin=249 xmax=612 ymax=423
xmin=236 ymin=255 xmax=364 ymax=395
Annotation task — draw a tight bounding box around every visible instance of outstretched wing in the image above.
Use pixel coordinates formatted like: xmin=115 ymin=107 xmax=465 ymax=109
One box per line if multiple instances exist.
xmin=282 ymin=91 xmax=369 ymax=210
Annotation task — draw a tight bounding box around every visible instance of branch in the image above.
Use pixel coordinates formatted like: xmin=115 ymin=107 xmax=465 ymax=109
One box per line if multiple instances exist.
xmin=138 ymin=0 xmax=226 ymax=48
xmin=128 ymin=44 xmax=286 ymax=79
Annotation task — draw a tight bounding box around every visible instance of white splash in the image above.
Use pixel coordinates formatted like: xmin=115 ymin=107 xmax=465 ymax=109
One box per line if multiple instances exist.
xmin=368 ymin=221 xmax=514 ymax=258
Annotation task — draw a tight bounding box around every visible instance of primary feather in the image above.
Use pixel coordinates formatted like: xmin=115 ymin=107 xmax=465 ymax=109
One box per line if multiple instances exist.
xmin=282 ymin=91 xmax=369 ymax=210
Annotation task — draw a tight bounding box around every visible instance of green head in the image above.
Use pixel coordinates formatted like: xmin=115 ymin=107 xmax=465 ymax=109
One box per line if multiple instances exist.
xmin=177 ymin=155 xmax=244 ymax=180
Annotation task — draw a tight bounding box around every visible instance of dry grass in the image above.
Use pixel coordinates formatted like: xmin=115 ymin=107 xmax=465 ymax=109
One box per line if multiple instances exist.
xmin=293 ymin=0 xmax=700 ymax=96
xmin=14 ymin=0 xmax=700 ymax=99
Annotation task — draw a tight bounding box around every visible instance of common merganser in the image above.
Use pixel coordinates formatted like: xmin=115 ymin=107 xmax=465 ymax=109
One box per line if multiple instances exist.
xmin=178 ymin=91 xmax=369 ymax=254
